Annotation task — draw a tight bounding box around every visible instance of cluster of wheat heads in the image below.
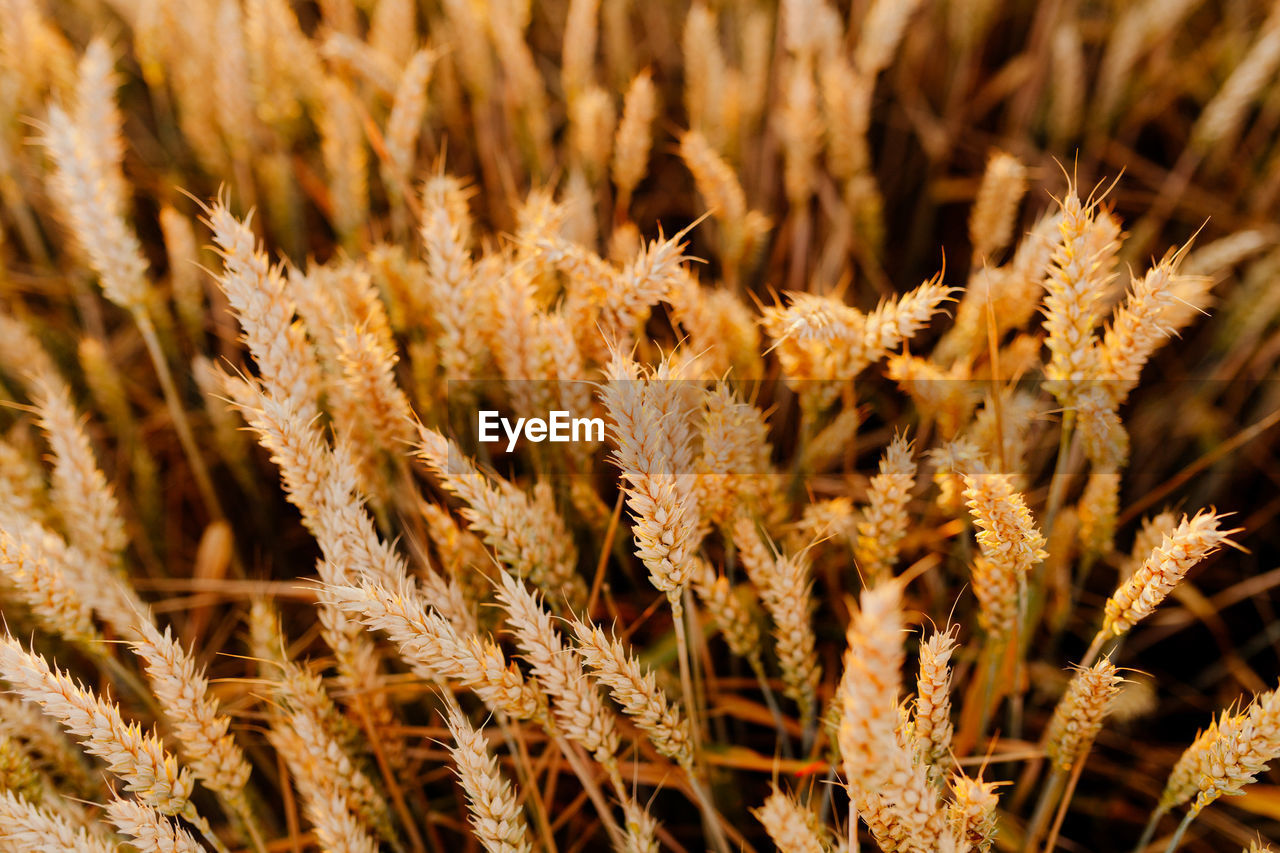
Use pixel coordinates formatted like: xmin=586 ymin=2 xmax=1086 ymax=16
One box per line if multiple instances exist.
xmin=2 ymin=0 xmax=1280 ymax=852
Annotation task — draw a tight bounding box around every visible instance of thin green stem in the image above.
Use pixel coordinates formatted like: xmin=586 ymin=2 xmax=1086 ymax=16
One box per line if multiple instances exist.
xmin=224 ymin=793 xmax=269 ymax=853
xmin=497 ymin=715 xmax=558 ymax=853
xmin=183 ymin=804 xmax=231 ymax=853
xmin=1161 ymin=811 xmax=1195 ymax=853
xmin=671 ymin=590 xmax=732 ymax=853
xmin=1043 ymin=758 xmax=1086 ymax=853
xmin=1132 ymin=806 xmax=1167 ymax=853
xmin=1023 ymin=767 xmax=1065 ymax=853
xmin=749 ymin=655 xmax=793 ymax=760
xmin=1043 ymin=410 xmax=1077 ymax=541
xmin=670 ymin=591 xmax=703 ymax=754
xmin=975 ymin=636 xmax=1007 ymax=745
xmin=1078 ymin=630 xmax=1109 ymax=671
xmin=134 ymin=311 xmax=225 ymax=526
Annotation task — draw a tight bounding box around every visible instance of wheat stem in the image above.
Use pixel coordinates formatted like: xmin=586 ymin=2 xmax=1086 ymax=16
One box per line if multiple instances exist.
xmin=974 ymin=636 xmax=1007 ymax=747
xmin=1024 ymin=768 xmax=1066 ymax=853
xmin=496 ymin=715 xmax=556 ymax=853
xmin=1043 ymin=758 xmax=1086 ymax=853
xmin=1044 ymin=410 xmax=1078 ymax=538
xmin=750 ymin=655 xmax=794 ymax=760
xmin=134 ymin=312 xmax=226 ymax=527
xmin=1079 ymin=630 xmax=1109 ymax=671
xmin=1162 ymin=812 xmax=1195 ymax=853
xmin=223 ymin=795 xmax=268 ymax=853
xmin=1133 ymin=807 xmax=1167 ymax=853
xmin=669 ymin=589 xmax=732 ymax=853
xmin=183 ymin=804 xmax=232 ymax=853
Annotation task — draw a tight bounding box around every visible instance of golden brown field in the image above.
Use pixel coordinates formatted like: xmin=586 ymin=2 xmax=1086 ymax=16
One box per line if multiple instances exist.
xmin=0 ymin=1 xmax=1279 ymax=852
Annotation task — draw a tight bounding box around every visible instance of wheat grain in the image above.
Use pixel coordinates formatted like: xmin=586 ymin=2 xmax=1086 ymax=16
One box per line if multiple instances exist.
xmin=270 ymin=723 xmax=380 ymax=853
xmin=31 ymin=376 xmax=127 ymax=575
xmin=0 ymin=734 xmax=42 ymax=803
xmin=494 ymin=572 xmax=621 ymax=768
xmin=838 ymin=584 xmax=947 ymax=852
xmin=947 ymin=775 xmax=999 ymax=853
xmin=42 ymin=41 xmax=149 ymax=313
xmin=0 ymin=528 xmax=98 ymax=645
xmin=328 ymin=579 xmax=543 ymax=721
xmin=1042 ymin=187 xmax=1114 ymax=408
xmin=1099 ymin=252 xmax=1194 ymax=406
xmin=963 ymin=472 xmax=1046 ymax=579
xmin=599 ymin=352 xmax=702 ymax=598
xmin=384 ymin=48 xmax=435 ymax=193
xmin=418 ymin=426 xmax=586 ymax=608
xmin=620 ymin=796 xmax=661 ymax=853
xmin=1077 ymin=471 xmax=1121 ymax=557
xmin=0 ymin=696 xmax=96 ymax=797
xmin=691 ymin=557 xmax=762 ymax=665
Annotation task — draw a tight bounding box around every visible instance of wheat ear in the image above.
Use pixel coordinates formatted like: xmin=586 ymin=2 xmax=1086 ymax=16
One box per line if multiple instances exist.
xmin=327 ymin=579 xmax=543 ymax=721
xmin=494 ymin=572 xmax=621 ymax=773
xmin=444 ymin=703 xmax=535 ymax=853
xmin=1045 ymin=658 xmax=1123 ymax=772
xmin=1102 ymin=510 xmax=1238 ymax=637
xmin=0 ymin=695 xmax=96 ymax=797
xmin=753 ymin=786 xmax=827 ymax=853
xmin=270 ymin=723 xmax=380 ymax=853
xmin=570 ymin=619 xmax=694 ymax=768
xmin=612 ymin=70 xmax=657 ymax=213
xmin=947 ymin=775 xmax=1000 ymax=853
xmin=855 ymin=433 xmax=916 ymax=583
xmin=0 ymin=636 xmax=193 ymax=815
xmin=839 ymin=584 xmax=947 ymax=852
xmin=915 ymin=626 xmax=959 ymax=778
xmin=106 ymin=797 xmax=205 ymax=853
xmin=970 ymin=150 xmax=1028 ymax=263
xmin=130 ymin=621 xmax=250 ymax=799
xmin=0 ymin=789 xmax=115 ymax=853
xmin=1193 ymin=686 xmax=1280 ymax=815
xmin=0 ymin=528 xmax=99 ymax=646
xmin=31 ymin=376 xmax=127 ymax=576
xmin=417 ymin=426 xmax=585 ymax=608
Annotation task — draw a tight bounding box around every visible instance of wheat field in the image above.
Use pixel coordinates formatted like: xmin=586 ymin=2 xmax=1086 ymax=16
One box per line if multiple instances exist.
xmin=0 ymin=1 xmax=1279 ymax=852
